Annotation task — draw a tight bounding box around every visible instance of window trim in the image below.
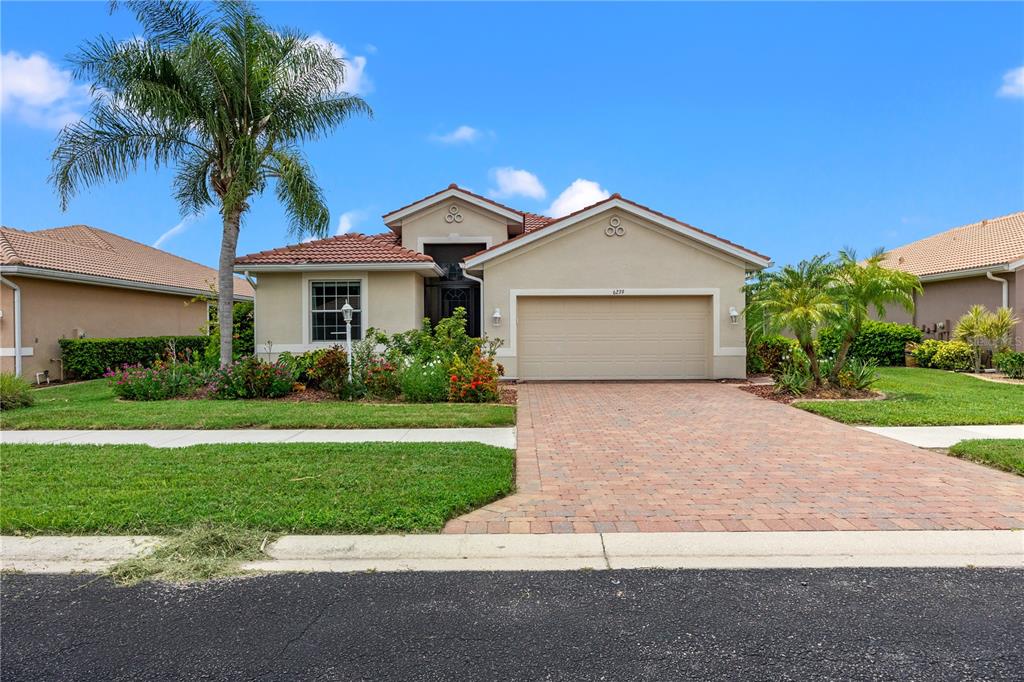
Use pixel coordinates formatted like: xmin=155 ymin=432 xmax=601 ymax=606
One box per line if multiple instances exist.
xmin=301 ymin=272 xmax=369 ymax=346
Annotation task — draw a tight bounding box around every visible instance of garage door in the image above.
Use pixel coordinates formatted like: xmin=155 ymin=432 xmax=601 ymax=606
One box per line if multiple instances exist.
xmin=516 ymin=296 xmax=711 ymax=380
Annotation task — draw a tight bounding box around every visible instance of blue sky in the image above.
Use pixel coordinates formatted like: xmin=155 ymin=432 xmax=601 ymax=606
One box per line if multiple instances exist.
xmin=2 ymin=1 xmax=1022 ymax=269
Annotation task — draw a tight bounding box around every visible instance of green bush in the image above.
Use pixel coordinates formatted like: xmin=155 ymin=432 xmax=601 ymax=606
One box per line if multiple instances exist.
xmin=994 ymin=351 xmax=1024 ymax=379
xmin=775 ymin=361 xmax=811 ymax=396
xmin=307 ymin=345 xmax=353 ymax=397
xmin=399 ymin=358 xmax=450 ymax=403
xmin=931 ymin=341 xmax=975 ymax=372
xmin=841 ymin=357 xmax=880 ymax=390
xmin=0 ymin=373 xmax=34 ymax=409
xmin=910 ymin=339 xmax=944 ymax=368
xmin=818 ymin=320 xmax=922 ymax=366
xmin=105 ymin=362 xmax=210 ymax=401
xmin=277 ymin=348 xmax=328 ymax=386
xmin=60 ymin=336 xmax=209 ymax=379
xmin=748 ymin=336 xmax=805 ymax=375
xmin=203 ymin=301 xmax=255 ymax=367
xmin=209 ymin=357 xmax=294 ymax=399
xmin=364 ymin=358 xmax=401 ymax=401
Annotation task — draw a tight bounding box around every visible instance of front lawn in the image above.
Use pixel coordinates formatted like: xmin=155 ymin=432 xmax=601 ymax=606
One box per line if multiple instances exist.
xmin=947 ymin=440 xmax=1024 ymax=476
xmin=0 ymin=442 xmax=515 ymax=534
xmin=796 ymin=367 xmax=1024 ymax=426
xmin=1 ymin=380 xmax=515 ymax=430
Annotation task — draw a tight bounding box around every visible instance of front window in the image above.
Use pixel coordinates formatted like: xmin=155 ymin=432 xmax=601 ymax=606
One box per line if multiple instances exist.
xmin=311 ymin=280 xmax=362 ymax=342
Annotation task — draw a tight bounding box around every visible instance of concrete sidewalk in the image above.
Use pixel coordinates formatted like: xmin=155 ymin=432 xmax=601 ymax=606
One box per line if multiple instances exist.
xmin=0 ymin=427 xmax=516 ymax=449
xmin=4 ymin=531 xmax=1021 ymax=573
xmin=859 ymin=424 xmax=1024 ymax=448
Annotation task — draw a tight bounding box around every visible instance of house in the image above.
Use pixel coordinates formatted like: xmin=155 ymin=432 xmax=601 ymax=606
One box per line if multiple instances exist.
xmin=880 ymin=211 xmax=1023 ymax=349
xmin=235 ymin=185 xmax=771 ymax=380
xmin=0 ymin=225 xmax=254 ymax=380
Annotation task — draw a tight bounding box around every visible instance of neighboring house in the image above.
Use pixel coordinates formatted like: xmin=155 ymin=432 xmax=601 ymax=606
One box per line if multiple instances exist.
xmin=0 ymin=225 xmax=254 ymax=379
xmin=235 ymin=184 xmax=771 ymax=380
xmin=880 ymin=211 xmax=1024 ymax=349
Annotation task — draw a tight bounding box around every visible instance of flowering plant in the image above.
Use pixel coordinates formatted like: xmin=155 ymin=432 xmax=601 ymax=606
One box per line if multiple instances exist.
xmin=209 ymin=356 xmax=294 ymax=399
xmin=105 ymin=361 xmax=208 ymax=400
xmin=364 ymin=357 xmax=401 ymax=400
xmin=448 ymin=347 xmax=500 ymax=403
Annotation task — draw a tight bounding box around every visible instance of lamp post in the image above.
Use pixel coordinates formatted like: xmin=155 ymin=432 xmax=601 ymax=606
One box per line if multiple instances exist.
xmin=341 ymin=300 xmax=354 ymax=383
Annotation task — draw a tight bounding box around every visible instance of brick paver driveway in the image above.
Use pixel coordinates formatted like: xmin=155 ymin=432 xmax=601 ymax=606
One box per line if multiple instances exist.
xmin=445 ymin=382 xmax=1024 ymax=534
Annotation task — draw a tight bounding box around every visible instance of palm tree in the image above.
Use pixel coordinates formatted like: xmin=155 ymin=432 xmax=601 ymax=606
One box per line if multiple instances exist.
xmin=50 ymin=0 xmax=371 ymax=365
xmin=749 ymin=255 xmax=840 ymax=387
xmin=955 ymin=305 xmax=1020 ymax=370
xmin=827 ymin=248 xmax=921 ymax=383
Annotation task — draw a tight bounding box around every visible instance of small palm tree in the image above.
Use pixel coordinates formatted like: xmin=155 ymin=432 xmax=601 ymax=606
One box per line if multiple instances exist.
xmin=50 ymin=0 xmax=371 ymax=365
xmin=956 ymin=305 xmax=1020 ymax=370
xmin=749 ymin=255 xmax=840 ymax=387
xmin=827 ymin=248 xmax=921 ymax=383
xmin=986 ymin=307 xmax=1020 ymax=353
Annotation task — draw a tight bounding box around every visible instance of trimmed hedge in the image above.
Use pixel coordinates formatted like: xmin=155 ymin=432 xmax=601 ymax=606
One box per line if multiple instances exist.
xmin=59 ymin=336 xmax=209 ymax=379
xmin=994 ymin=351 xmax=1024 ymax=379
xmin=818 ymin=320 xmax=922 ymax=366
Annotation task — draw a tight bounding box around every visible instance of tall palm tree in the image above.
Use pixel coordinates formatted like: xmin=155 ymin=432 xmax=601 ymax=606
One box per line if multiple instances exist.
xmin=827 ymin=248 xmax=921 ymax=382
xmin=50 ymin=0 xmax=371 ymax=365
xmin=750 ymin=255 xmax=840 ymax=387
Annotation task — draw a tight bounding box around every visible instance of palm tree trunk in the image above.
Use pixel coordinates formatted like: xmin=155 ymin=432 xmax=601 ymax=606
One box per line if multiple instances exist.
xmin=805 ymin=343 xmax=822 ymax=388
xmin=218 ymin=209 xmax=242 ymax=367
xmin=830 ymin=333 xmax=854 ymax=384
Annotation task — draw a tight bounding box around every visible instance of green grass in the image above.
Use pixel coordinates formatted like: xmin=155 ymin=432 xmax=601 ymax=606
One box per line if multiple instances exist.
xmin=947 ymin=439 xmax=1024 ymax=476
xmin=796 ymin=367 xmax=1024 ymax=426
xmin=0 ymin=380 xmax=515 ymax=430
xmin=0 ymin=442 xmax=515 ymax=534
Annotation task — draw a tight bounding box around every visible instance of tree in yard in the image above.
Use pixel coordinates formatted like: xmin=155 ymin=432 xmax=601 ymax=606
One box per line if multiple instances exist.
xmin=748 ymin=255 xmax=840 ymax=388
xmin=50 ymin=0 xmax=371 ymax=365
xmin=955 ymin=305 xmax=1020 ymax=371
xmin=827 ymin=248 xmax=921 ymax=383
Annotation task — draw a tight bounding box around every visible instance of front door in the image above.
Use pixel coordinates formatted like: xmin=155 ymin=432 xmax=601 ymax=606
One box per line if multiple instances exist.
xmin=423 ymin=243 xmax=485 ymax=337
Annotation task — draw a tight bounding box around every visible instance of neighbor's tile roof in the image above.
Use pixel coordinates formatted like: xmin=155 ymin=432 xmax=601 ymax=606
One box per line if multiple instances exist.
xmin=523 ymin=212 xmax=556 ymax=233
xmin=235 ymin=232 xmax=435 ymax=265
xmin=0 ymin=224 xmax=253 ymax=298
xmin=881 ymin=211 xmax=1024 ymax=277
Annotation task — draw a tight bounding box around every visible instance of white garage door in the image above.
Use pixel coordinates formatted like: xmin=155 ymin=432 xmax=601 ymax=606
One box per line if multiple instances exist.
xmin=516 ymin=296 xmax=711 ymax=380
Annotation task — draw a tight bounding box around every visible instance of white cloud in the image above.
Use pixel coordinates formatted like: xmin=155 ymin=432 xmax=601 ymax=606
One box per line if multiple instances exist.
xmin=153 ymin=216 xmax=197 ymax=249
xmin=489 ymin=167 xmax=546 ymax=200
xmin=431 ymin=125 xmax=482 ymax=145
xmin=0 ymin=51 xmax=93 ymax=129
xmin=997 ymin=65 xmax=1024 ymax=98
xmin=546 ymin=179 xmax=611 ymax=217
xmin=336 ymin=209 xmax=365 ymax=235
xmin=305 ymin=33 xmax=372 ymax=96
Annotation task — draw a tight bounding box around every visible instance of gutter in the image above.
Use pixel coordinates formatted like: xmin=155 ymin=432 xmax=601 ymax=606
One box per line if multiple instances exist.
xmin=986 ymin=271 xmax=1009 ymax=308
xmin=0 ymin=275 xmax=23 ymax=377
xmin=461 ymin=267 xmax=486 ymax=336
xmin=2 ymin=265 xmax=253 ymax=302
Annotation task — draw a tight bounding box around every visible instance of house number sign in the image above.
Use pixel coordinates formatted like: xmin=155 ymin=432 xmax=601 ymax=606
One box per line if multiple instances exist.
xmin=611 ymin=289 xmax=625 ymax=295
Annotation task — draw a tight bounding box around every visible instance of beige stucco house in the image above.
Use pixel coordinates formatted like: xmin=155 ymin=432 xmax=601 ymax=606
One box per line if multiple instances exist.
xmin=1 ymin=225 xmax=254 ymax=380
xmin=236 ymin=185 xmax=771 ymax=380
xmin=880 ymin=211 xmax=1023 ymax=349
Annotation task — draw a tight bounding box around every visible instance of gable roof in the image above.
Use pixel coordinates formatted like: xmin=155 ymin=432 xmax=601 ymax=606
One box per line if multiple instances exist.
xmin=1 ymin=224 xmax=253 ymax=299
xmin=463 ymin=193 xmax=772 ymax=270
xmin=881 ymin=211 xmax=1024 ymax=278
xmin=234 ymin=232 xmax=442 ymax=274
xmin=382 ymin=184 xmax=526 ymax=234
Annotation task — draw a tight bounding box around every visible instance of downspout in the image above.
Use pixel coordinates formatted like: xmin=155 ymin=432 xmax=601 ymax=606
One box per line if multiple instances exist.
xmin=1 ymin=276 xmax=22 ymax=377
xmin=461 ymin=266 xmax=486 ymax=337
xmin=986 ymin=270 xmax=1009 ymax=308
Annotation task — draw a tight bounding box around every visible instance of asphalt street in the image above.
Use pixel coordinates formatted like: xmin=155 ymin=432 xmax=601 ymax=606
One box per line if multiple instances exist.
xmin=2 ymin=568 xmax=1021 ymax=681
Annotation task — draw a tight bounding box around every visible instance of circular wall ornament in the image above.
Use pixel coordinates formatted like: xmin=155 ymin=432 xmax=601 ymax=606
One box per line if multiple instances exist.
xmin=444 ymin=205 xmax=464 ymax=223
xmin=605 ymin=216 xmax=626 ymax=236
xmin=609 ymin=216 xmax=621 ymax=228
xmin=604 ymin=226 xmax=616 ymax=236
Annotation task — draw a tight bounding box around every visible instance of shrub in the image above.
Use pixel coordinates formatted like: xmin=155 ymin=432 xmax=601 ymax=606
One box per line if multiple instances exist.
xmin=209 ymin=357 xmax=293 ymax=399
xmin=399 ymin=358 xmax=450 ymax=403
xmin=911 ymin=339 xmax=944 ymax=368
xmin=818 ymin=320 xmax=922 ymax=367
xmin=60 ymin=336 xmax=209 ymax=379
xmin=748 ymin=336 xmax=804 ymax=375
xmin=994 ymin=351 xmax=1024 ymax=379
xmin=306 ymin=345 xmax=352 ymax=398
xmin=775 ymin=361 xmax=811 ymax=396
xmin=841 ymin=357 xmax=880 ymax=391
xmin=364 ymin=358 xmax=401 ymax=401
xmin=930 ymin=341 xmax=975 ymax=372
xmin=277 ymin=348 xmax=327 ymax=386
xmin=449 ymin=347 xmax=500 ymax=403
xmin=0 ymin=373 xmax=34 ymax=409
xmin=203 ymin=301 xmax=255 ymax=367
xmin=105 ymin=362 xmax=209 ymax=400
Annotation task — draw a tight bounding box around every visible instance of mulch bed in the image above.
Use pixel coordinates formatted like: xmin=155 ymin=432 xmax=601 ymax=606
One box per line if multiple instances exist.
xmin=740 ymin=384 xmax=880 ymax=404
xmin=499 ymin=383 xmax=518 ymax=405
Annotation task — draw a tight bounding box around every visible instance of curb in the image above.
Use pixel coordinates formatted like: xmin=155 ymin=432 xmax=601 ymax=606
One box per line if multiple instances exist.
xmin=5 ymin=531 xmax=1020 ymax=574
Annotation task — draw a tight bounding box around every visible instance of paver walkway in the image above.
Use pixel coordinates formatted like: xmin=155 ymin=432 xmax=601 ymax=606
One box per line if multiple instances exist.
xmin=444 ymin=383 xmax=1024 ymax=534
xmin=860 ymin=425 xmax=1024 ymax=448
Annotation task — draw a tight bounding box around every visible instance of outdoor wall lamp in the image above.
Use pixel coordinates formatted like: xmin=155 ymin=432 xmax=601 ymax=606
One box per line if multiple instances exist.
xmin=492 ymin=308 xmax=502 ymax=326
xmin=728 ymin=306 xmax=740 ymax=324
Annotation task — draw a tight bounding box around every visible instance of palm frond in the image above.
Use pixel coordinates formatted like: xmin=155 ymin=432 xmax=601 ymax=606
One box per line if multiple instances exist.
xmin=264 ymin=148 xmax=330 ymax=238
